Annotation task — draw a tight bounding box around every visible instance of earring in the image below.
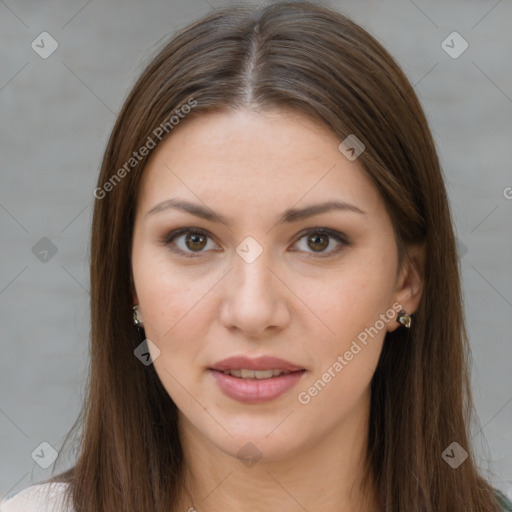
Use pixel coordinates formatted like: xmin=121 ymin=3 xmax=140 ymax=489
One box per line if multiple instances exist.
xmin=133 ymin=305 xmax=143 ymax=327
xmin=397 ymin=310 xmax=412 ymax=328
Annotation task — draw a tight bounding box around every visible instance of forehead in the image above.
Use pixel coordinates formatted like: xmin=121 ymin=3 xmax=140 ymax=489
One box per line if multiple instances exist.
xmin=137 ymin=108 xmax=383 ymax=218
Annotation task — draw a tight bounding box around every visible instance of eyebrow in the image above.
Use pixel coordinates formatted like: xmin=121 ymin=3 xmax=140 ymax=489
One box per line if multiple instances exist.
xmin=146 ymin=198 xmax=366 ymax=224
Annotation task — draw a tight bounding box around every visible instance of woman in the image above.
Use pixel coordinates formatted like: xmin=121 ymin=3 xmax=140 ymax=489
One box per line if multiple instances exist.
xmin=2 ymin=2 xmax=511 ymax=511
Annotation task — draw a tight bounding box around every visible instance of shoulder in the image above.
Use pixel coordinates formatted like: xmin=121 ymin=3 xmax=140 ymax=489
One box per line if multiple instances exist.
xmin=495 ymin=489 xmax=512 ymax=512
xmin=0 ymin=482 xmax=73 ymax=512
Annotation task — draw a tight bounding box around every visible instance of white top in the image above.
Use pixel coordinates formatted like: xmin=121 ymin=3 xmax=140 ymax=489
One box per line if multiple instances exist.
xmin=0 ymin=483 xmax=73 ymax=512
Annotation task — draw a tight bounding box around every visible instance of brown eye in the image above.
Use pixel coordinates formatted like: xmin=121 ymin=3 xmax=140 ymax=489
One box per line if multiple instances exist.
xmin=307 ymin=233 xmax=329 ymax=252
xmin=162 ymin=228 xmax=220 ymax=258
xmin=291 ymin=228 xmax=350 ymax=257
xmin=186 ymin=232 xmax=207 ymax=251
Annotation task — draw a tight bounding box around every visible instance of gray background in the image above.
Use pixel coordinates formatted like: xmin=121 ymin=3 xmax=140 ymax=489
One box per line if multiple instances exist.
xmin=1 ymin=0 xmax=511 ymax=502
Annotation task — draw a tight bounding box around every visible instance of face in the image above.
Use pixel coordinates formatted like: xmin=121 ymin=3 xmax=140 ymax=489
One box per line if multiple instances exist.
xmin=131 ymin=108 xmax=420 ymax=462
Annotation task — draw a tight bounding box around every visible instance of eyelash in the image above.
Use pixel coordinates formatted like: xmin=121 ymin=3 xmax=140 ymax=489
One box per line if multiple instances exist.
xmin=159 ymin=227 xmax=350 ymax=259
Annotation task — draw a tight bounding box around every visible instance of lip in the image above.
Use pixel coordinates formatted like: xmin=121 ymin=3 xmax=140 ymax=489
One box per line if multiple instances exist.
xmin=208 ymin=369 xmax=306 ymax=404
xmin=208 ymin=355 xmax=306 ymax=404
xmin=210 ymin=355 xmax=305 ymax=372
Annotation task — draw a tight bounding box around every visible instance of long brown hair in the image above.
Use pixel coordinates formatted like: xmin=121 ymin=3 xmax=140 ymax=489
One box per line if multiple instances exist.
xmin=45 ymin=2 xmax=505 ymax=510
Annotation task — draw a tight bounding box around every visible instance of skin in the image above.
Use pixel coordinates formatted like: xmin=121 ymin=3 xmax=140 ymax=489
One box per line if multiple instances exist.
xmin=131 ymin=108 xmax=424 ymax=512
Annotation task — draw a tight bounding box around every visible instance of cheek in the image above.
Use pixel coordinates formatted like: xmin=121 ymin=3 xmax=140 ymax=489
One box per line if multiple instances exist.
xmin=139 ymin=282 xmax=211 ymax=357
xmin=313 ymin=254 xmax=395 ymax=338
xmin=296 ymin=272 xmax=392 ymax=416
xmin=134 ymin=258 xmax=209 ymax=398
xmin=132 ymin=243 xmax=211 ymax=340
xmin=301 ymin=248 xmax=396 ymax=394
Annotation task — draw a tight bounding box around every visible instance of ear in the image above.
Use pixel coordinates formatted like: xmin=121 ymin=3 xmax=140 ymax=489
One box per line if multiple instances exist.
xmin=387 ymin=242 xmax=426 ymax=332
xmin=130 ymin=270 xmax=138 ymax=306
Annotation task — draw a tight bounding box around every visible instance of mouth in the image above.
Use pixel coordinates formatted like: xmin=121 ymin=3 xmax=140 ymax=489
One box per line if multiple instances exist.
xmin=210 ymin=355 xmax=305 ymax=374
xmin=208 ymin=366 xmax=306 ymax=404
xmin=208 ymin=355 xmax=306 ymax=403
xmin=214 ymin=368 xmax=303 ymax=379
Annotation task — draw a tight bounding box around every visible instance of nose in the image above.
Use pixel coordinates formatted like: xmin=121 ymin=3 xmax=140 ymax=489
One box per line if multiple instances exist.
xmin=219 ymin=249 xmax=291 ymax=338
